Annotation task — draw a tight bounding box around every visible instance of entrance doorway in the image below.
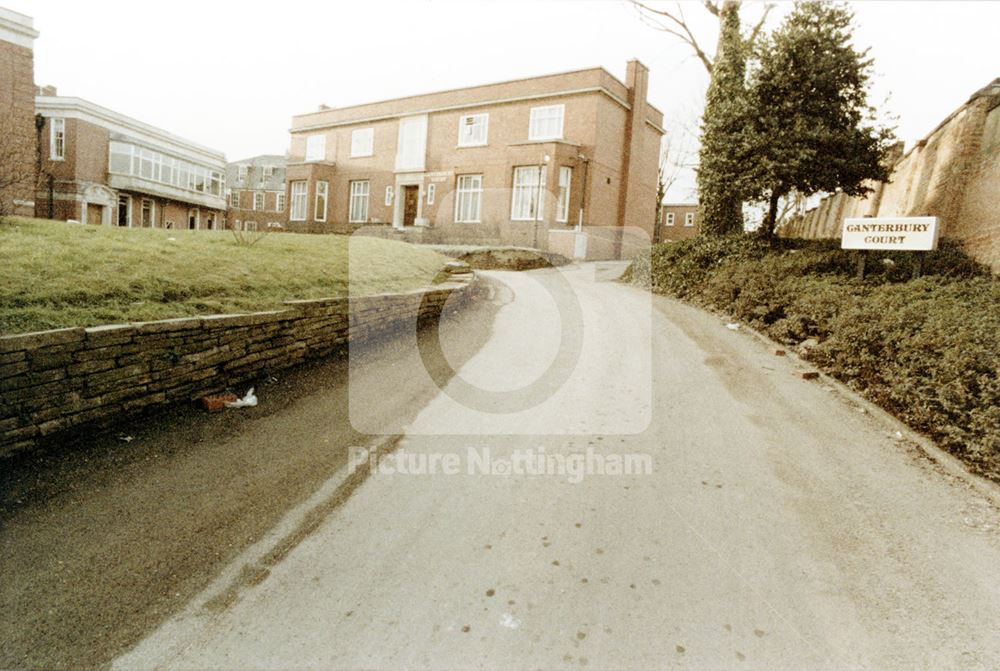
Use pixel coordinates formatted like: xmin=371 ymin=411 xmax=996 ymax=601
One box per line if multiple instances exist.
xmin=117 ymin=195 xmax=130 ymax=227
xmin=402 ymin=185 xmax=419 ymax=226
xmin=87 ymin=204 xmax=103 ymax=226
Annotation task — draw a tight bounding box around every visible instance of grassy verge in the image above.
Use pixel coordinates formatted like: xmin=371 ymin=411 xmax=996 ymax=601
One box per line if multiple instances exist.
xmin=629 ymin=235 xmax=1000 ymax=481
xmin=0 ymin=218 xmax=449 ymax=335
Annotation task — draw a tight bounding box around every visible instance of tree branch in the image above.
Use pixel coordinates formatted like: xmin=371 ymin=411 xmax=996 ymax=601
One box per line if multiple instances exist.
xmin=631 ymin=1 xmax=714 ymax=74
xmin=746 ymin=2 xmax=775 ymax=50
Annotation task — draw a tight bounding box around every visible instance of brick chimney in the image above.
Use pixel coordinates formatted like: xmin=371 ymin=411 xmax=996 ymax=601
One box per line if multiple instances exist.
xmin=617 ymin=59 xmax=651 ymax=230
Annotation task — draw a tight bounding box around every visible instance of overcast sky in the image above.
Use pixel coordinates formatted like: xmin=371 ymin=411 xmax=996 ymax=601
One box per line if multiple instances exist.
xmin=13 ymin=0 xmax=1000 ymax=200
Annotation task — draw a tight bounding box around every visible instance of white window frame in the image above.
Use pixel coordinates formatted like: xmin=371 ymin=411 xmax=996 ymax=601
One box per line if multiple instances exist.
xmin=315 ymin=180 xmax=329 ymax=222
xmin=454 ymin=174 xmax=483 ymax=224
xmin=351 ymin=128 xmax=374 ymax=158
xmin=230 ymin=191 xmax=240 ymax=208
xmin=457 ymin=113 xmax=488 ymax=147
xmin=684 ymin=212 xmax=695 ymax=227
xmin=253 ymin=191 xmax=264 ymax=211
xmin=528 ymin=104 xmax=564 ymax=141
xmin=349 ymin=180 xmax=370 ymax=223
xmin=50 ymin=118 xmax=65 ymax=160
xmin=385 ymin=186 xmax=394 ymax=206
xmin=556 ymin=166 xmax=572 ymax=223
xmin=237 ymin=164 xmax=248 ymax=182
xmin=665 ymin=212 xmax=675 ymax=226
xmin=275 ymin=192 xmax=285 ymax=212
xmin=289 ymin=181 xmax=307 ymax=221
xmin=511 ymin=166 xmax=546 ymax=221
xmin=305 ymin=134 xmax=326 ymax=162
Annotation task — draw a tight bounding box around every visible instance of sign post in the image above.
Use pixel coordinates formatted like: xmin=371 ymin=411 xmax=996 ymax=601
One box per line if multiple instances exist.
xmin=841 ymin=216 xmax=939 ymax=279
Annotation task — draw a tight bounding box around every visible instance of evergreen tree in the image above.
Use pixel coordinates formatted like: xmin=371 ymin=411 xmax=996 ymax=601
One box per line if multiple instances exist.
xmin=743 ymin=1 xmax=895 ymax=238
xmin=696 ymin=0 xmax=748 ymax=236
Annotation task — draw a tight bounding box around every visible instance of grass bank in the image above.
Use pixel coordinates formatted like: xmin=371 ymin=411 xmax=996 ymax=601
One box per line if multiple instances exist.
xmin=629 ymin=235 xmax=1000 ymax=481
xmin=0 ymin=218 xmax=449 ymax=335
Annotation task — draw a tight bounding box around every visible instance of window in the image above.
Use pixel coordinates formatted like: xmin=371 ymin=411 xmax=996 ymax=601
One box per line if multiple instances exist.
xmin=107 ymin=140 xmax=223 ymax=197
xmin=458 ymin=113 xmax=488 ymax=147
xmin=385 ymin=186 xmax=394 ymax=206
xmin=349 ymin=180 xmax=370 ymax=223
xmin=237 ymin=164 xmax=248 ymax=182
xmin=262 ymin=165 xmax=274 ymax=180
xmin=511 ymin=166 xmax=545 ymax=220
xmin=140 ymin=199 xmax=154 ymax=227
xmin=351 ymin=128 xmax=374 ymax=157
xmin=395 ymin=116 xmax=427 ymax=171
xmin=556 ymin=167 xmax=572 ymax=223
xmin=454 ymin=175 xmax=483 ymax=223
xmin=253 ymin=192 xmax=264 ymax=211
xmin=188 ymin=208 xmax=199 ymax=230
xmin=426 ymin=184 xmax=436 ymax=205
xmin=528 ymin=104 xmax=564 ymax=141
xmin=685 ymin=212 xmax=695 ymax=227
xmin=305 ymin=135 xmax=326 ymax=162
xmin=50 ymin=118 xmax=65 ymax=160
xmin=289 ymin=181 xmax=307 ymax=221
xmin=665 ymin=212 xmax=675 ymax=226
xmin=230 ymin=192 xmax=240 ymax=208
xmin=315 ymin=181 xmax=329 ymax=222
xmin=275 ymin=193 xmax=285 ymax=212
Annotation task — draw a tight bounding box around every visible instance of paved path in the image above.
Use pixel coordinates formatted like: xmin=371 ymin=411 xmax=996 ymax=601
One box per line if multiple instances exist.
xmin=117 ymin=264 xmax=1000 ymax=670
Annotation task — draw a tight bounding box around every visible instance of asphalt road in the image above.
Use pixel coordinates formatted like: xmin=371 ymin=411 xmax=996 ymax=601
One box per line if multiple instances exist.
xmin=109 ymin=263 xmax=1000 ymax=670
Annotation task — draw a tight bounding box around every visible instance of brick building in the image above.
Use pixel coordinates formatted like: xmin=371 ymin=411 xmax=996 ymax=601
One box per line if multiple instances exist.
xmin=0 ymin=7 xmax=39 ymax=218
xmin=657 ymin=203 xmax=700 ymax=242
xmin=225 ymin=154 xmax=287 ymax=231
xmin=284 ymin=60 xmax=664 ymax=248
xmin=34 ymin=94 xmax=226 ymax=229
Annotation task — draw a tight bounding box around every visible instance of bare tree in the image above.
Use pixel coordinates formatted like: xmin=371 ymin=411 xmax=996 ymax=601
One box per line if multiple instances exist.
xmin=0 ymin=111 xmax=36 ymax=224
xmin=630 ymin=0 xmax=776 ymax=75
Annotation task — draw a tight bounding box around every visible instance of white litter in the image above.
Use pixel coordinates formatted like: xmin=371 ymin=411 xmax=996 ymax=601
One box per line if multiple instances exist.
xmin=725 ymin=323 xmax=740 ymax=331
xmin=499 ymin=613 xmax=521 ymax=629
xmin=226 ymin=387 xmax=258 ymax=408
xmin=893 ymin=430 xmax=903 ymax=440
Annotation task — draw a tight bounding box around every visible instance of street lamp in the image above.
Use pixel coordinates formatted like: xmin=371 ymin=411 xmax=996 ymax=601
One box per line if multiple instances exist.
xmin=533 ymin=153 xmax=550 ymax=248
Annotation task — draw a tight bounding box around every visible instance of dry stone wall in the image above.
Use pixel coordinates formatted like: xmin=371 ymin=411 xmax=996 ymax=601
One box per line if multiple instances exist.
xmin=0 ymin=272 xmax=477 ymax=458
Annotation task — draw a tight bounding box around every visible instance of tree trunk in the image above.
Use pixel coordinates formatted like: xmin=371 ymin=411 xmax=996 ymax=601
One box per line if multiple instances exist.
xmin=762 ymin=190 xmax=781 ymax=240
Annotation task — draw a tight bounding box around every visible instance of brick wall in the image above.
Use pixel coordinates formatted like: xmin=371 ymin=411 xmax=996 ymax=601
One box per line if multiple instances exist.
xmin=0 ymin=24 xmax=37 ymax=217
xmin=780 ymin=78 xmax=1000 ymax=273
xmin=0 ymin=271 xmax=478 ymax=458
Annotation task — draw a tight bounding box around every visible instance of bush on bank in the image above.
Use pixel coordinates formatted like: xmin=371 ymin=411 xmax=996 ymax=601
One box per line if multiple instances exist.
xmin=629 ymin=236 xmax=1000 ymax=481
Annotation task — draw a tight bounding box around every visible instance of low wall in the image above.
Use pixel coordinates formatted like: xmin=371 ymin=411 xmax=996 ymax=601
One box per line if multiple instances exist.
xmin=0 ymin=272 xmax=478 ymax=458
xmin=780 ymin=78 xmax=1000 ymax=272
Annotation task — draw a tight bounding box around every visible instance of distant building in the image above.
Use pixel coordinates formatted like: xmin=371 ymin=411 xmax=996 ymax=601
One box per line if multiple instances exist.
xmin=34 ymin=94 xmax=227 ymax=229
xmin=0 ymin=7 xmax=39 ymax=218
xmin=225 ymin=155 xmax=287 ymax=231
xmin=658 ymin=203 xmax=699 ymax=241
xmin=284 ymin=60 xmax=663 ymax=247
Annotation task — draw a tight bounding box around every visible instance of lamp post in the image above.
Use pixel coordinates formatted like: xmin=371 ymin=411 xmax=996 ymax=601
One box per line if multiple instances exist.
xmin=534 ymin=153 xmax=550 ymax=248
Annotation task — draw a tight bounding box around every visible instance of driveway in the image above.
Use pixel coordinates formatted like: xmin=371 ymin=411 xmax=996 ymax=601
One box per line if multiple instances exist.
xmin=110 ymin=263 xmax=1000 ymax=670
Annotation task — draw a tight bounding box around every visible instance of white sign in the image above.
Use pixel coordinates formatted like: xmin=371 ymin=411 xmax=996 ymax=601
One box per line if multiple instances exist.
xmin=841 ymin=216 xmax=940 ymax=251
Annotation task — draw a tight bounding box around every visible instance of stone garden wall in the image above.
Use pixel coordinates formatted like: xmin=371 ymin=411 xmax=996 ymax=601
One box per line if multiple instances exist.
xmin=0 ymin=269 xmax=477 ymax=457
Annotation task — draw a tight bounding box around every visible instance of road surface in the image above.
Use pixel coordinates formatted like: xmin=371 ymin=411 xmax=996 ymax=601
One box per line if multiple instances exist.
xmin=110 ymin=263 xmax=1000 ymax=670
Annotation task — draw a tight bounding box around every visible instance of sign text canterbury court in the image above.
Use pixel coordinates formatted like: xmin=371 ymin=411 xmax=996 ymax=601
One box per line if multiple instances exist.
xmin=841 ymin=216 xmax=940 ymax=251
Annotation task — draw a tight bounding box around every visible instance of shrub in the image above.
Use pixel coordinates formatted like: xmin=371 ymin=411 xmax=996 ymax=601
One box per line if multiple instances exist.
xmin=630 ymin=236 xmax=1000 ymax=480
